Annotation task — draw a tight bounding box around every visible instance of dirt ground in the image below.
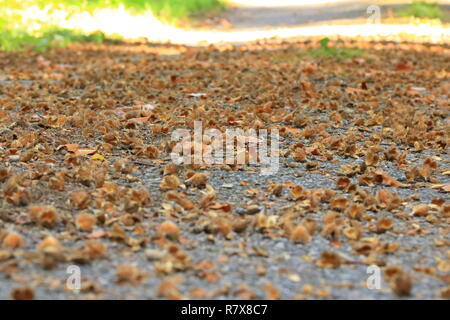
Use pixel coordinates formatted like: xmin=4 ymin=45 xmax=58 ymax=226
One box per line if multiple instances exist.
xmin=0 ymin=39 xmax=449 ymax=300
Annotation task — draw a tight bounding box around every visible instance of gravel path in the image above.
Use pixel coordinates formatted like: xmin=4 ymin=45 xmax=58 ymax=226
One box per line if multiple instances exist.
xmin=224 ymin=0 xmax=450 ymax=30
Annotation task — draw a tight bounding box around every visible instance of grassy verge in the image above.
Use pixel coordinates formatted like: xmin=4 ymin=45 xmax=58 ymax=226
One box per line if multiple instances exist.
xmin=309 ymin=38 xmax=365 ymax=60
xmin=0 ymin=0 xmax=226 ymax=51
xmin=271 ymin=38 xmax=365 ymax=64
xmin=395 ymin=1 xmax=448 ymax=23
xmin=0 ymin=28 xmax=109 ymax=52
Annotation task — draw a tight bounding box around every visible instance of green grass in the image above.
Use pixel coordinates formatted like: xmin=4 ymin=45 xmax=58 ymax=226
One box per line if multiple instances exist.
xmin=309 ymin=38 xmax=365 ymax=60
xmin=270 ymin=38 xmax=365 ymax=65
xmin=396 ymin=1 xmax=446 ymax=20
xmin=0 ymin=28 xmax=108 ymax=52
xmin=1 ymin=0 xmax=227 ymax=21
xmin=0 ymin=0 xmax=226 ymax=51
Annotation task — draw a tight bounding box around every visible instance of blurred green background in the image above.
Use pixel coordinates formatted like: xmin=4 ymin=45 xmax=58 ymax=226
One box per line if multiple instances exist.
xmin=0 ymin=0 xmax=447 ymax=51
xmin=0 ymin=0 xmax=226 ymax=51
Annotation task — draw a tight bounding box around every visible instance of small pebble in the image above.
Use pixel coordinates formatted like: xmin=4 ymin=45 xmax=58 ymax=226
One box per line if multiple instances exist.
xmin=236 ymin=206 xmax=261 ymax=215
xmin=145 ymin=249 xmax=165 ymax=261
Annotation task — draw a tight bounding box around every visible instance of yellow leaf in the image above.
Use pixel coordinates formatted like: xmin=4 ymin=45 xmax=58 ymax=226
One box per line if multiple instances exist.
xmin=91 ymin=153 xmax=105 ymax=161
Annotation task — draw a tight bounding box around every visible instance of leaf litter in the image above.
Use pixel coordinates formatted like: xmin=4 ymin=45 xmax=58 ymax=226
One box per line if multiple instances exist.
xmin=0 ymin=39 xmax=449 ymax=299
